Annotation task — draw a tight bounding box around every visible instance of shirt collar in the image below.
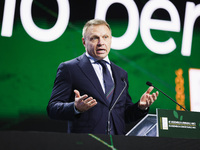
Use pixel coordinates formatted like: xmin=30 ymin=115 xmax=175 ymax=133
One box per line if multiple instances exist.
xmin=85 ymin=52 xmax=111 ymax=64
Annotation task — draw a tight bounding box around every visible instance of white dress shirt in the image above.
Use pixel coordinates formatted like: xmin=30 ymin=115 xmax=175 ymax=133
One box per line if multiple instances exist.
xmin=85 ymin=52 xmax=114 ymax=93
xmin=74 ymin=52 xmax=114 ymax=113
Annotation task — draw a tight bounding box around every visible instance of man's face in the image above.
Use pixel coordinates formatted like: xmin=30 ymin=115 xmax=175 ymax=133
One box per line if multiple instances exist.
xmin=82 ymin=24 xmax=112 ymax=60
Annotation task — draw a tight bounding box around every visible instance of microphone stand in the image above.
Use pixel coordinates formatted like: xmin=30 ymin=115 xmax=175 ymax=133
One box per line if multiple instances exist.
xmin=146 ymin=81 xmax=188 ymax=111
xmin=107 ymin=79 xmax=127 ymax=135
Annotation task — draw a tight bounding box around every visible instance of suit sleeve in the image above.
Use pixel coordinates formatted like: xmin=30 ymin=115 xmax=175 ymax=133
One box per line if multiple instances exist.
xmin=47 ymin=63 xmax=77 ymax=120
xmin=124 ymin=73 xmax=149 ymax=124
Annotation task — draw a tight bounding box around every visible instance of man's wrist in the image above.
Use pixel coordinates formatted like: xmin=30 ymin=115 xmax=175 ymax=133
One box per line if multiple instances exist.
xmin=138 ymin=102 xmax=148 ymax=110
xmin=74 ymin=104 xmax=81 ymax=114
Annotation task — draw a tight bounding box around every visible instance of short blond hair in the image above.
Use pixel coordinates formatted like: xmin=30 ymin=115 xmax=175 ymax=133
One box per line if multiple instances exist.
xmin=82 ymin=19 xmax=111 ymax=38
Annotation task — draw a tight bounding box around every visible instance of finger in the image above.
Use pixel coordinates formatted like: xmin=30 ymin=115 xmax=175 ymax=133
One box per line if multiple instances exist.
xmin=156 ymin=91 xmax=159 ymax=97
xmin=89 ymin=100 xmax=97 ymax=107
xmin=74 ymin=89 xmax=80 ymax=98
xmin=78 ymin=95 xmax=88 ymax=102
xmin=84 ymin=97 xmax=94 ymax=103
xmin=87 ymin=99 xmax=97 ymax=106
xmin=150 ymin=96 xmax=154 ymax=104
xmin=84 ymin=99 xmax=97 ymax=111
xmin=152 ymin=93 xmax=157 ymax=100
xmin=146 ymin=86 xmax=154 ymax=94
xmin=74 ymin=90 xmax=88 ymax=103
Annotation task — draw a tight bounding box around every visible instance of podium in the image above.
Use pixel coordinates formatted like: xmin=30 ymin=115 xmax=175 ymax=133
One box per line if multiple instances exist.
xmin=126 ymin=114 xmax=157 ymax=137
xmin=126 ymin=109 xmax=200 ymax=139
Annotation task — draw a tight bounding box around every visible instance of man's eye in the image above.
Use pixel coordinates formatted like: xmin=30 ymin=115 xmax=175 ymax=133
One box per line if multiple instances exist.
xmin=104 ymin=36 xmax=108 ymax=39
xmin=91 ymin=37 xmax=98 ymax=40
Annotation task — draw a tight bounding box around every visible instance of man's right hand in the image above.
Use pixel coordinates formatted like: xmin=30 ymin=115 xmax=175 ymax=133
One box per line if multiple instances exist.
xmin=74 ymin=89 xmax=97 ymax=112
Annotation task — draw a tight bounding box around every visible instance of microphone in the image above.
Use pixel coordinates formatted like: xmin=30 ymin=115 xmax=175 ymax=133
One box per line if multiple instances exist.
xmin=107 ymin=78 xmax=127 ymax=135
xmin=146 ymin=81 xmax=188 ymax=111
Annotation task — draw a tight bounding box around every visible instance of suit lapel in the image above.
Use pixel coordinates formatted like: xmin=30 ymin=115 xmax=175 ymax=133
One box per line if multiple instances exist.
xmin=77 ymin=54 xmax=109 ymax=106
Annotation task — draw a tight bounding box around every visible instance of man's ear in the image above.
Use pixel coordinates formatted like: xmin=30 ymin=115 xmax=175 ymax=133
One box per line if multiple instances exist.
xmin=82 ymin=37 xmax=85 ymax=46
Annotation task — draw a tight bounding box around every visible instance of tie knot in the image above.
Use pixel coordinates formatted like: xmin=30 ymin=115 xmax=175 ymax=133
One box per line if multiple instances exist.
xmin=98 ymin=60 xmax=107 ymax=68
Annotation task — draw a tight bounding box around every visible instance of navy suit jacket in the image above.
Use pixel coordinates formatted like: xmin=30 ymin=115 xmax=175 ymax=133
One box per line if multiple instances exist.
xmin=47 ymin=53 xmax=148 ymax=135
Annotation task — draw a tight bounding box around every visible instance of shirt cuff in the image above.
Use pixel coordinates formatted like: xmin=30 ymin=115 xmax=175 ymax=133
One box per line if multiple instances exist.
xmin=74 ymin=103 xmax=81 ymax=114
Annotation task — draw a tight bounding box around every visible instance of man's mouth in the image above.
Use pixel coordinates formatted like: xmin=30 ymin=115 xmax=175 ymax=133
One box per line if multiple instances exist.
xmin=97 ymin=48 xmax=106 ymax=52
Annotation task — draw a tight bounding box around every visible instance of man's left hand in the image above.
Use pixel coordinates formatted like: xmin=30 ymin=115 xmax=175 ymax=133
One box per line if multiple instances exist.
xmin=138 ymin=86 xmax=159 ymax=110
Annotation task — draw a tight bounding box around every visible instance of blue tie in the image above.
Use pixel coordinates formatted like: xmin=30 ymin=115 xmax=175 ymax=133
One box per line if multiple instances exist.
xmin=98 ymin=60 xmax=115 ymax=102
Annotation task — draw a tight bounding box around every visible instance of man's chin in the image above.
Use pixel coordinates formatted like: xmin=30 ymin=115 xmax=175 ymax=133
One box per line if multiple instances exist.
xmin=96 ymin=54 xmax=107 ymax=60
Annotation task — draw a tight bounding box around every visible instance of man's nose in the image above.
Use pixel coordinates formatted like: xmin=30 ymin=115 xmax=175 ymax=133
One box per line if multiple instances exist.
xmin=97 ymin=37 xmax=104 ymax=45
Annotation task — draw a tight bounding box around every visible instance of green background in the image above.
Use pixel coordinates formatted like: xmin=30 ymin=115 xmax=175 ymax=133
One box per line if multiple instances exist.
xmin=0 ymin=0 xmax=199 ymax=127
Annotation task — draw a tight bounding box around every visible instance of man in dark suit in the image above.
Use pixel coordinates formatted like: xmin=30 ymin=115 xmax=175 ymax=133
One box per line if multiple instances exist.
xmin=47 ymin=19 xmax=159 ymax=135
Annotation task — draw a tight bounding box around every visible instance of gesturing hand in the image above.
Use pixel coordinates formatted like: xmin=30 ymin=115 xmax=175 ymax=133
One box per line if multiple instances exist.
xmin=74 ymin=90 xmax=97 ymax=112
xmin=138 ymin=86 xmax=159 ymax=110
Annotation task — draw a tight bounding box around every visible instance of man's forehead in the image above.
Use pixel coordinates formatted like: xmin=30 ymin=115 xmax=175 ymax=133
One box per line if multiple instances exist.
xmin=86 ymin=25 xmax=111 ymax=35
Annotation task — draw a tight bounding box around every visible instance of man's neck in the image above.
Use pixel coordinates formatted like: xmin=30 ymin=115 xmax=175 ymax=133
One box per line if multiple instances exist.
xmin=85 ymin=52 xmax=110 ymax=64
